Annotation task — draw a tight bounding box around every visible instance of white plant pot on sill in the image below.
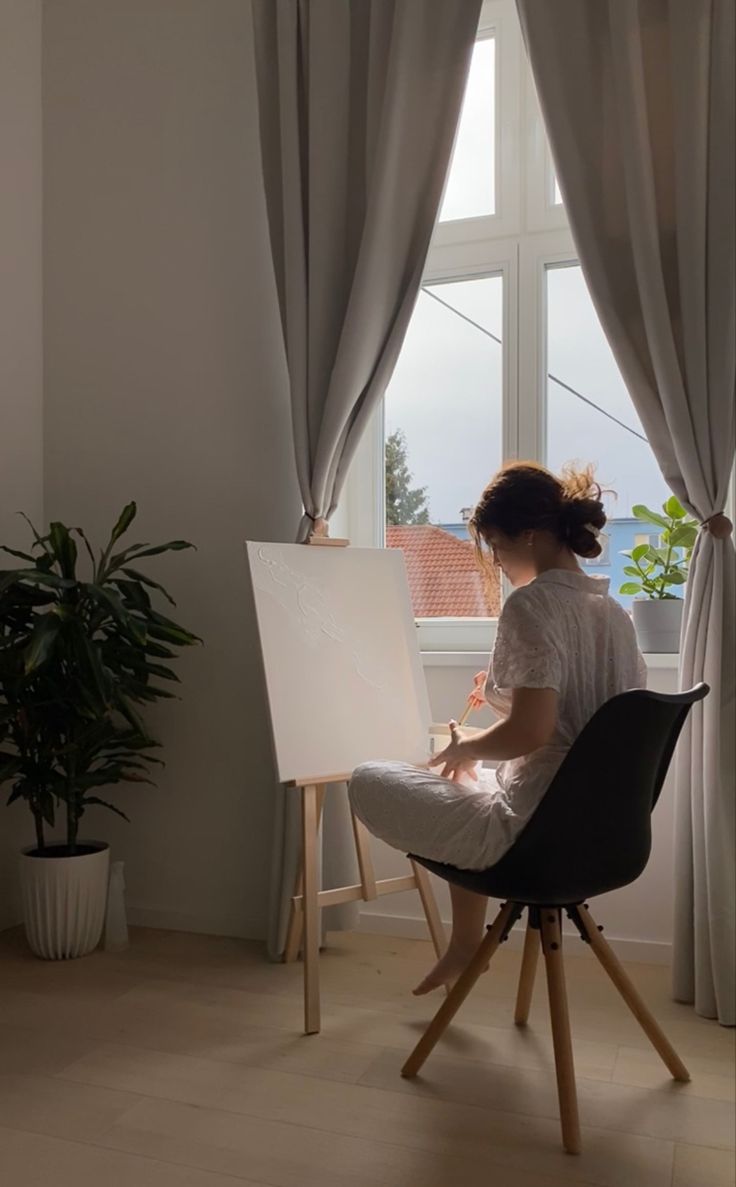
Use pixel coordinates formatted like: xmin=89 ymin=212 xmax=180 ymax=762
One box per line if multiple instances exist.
xmin=20 ymin=841 xmax=110 ymax=960
xmin=632 ymin=597 xmax=684 ymax=655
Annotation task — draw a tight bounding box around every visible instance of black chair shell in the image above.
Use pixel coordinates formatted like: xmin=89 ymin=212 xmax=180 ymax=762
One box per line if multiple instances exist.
xmin=411 ymin=684 xmax=709 ymax=906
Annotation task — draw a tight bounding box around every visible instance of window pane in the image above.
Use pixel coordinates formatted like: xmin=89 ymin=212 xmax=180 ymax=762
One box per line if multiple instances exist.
xmin=440 ymin=38 xmax=495 ymax=222
xmin=552 ymin=174 xmax=563 ymax=206
xmin=545 ymin=264 xmax=670 ymax=609
xmin=384 ymin=276 xmax=503 ymax=618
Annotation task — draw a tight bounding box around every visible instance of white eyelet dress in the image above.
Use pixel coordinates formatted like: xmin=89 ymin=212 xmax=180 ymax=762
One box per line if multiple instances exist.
xmin=349 ymin=569 xmax=647 ymax=871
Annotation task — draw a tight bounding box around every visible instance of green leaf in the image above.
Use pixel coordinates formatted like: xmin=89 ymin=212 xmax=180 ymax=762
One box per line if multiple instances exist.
xmin=644 ymin=546 xmax=670 ymax=566
xmin=49 ymin=522 xmax=78 ymax=579
xmin=142 ymin=641 xmax=177 ymax=660
xmin=24 ymin=615 xmax=61 ymax=673
xmin=631 ymin=543 xmax=650 ymax=562
xmin=147 ymin=609 xmax=201 ymax=645
xmin=111 ymin=579 xmax=152 ymax=612
xmin=664 ymin=495 xmax=686 ymax=519
xmin=120 ymin=568 xmax=177 ymax=606
xmin=669 ymin=524 xmax=697 ymax=549
xmin=17 ymin=512 xmax=51 ymax=551
xmin=0 ymin=755 xmax=23 ymax=782
xmin=121 ymin=541 xmax=195 ymax=563
xmin=142 ymin=662 xmax=180 ymax=683
xmin=623 ymin=566 xmax=644 ymax=578
xmin=661 ymin=570 xmax=686 ymax=585
xmin=40 ymin=790 xmax=56 ymax=827
xmin=71 ymin=527 xmax=97 ymax=575
xmin=110 ymin=503 xmax=137 ymax=545
xmin=87 ymin=586 xmax=148 ymax=644
xmin=0 ymin=545 xmax=37 ymax=563
xmin=632 ymin=504 xmax=670 ymax=530
xmin=619 ymin=582 xmax=644 ymax=595
xmin=105 ymin=543 xmax=150 ymax=575
xmin=83 ymin=796 xmax=131 ymax=822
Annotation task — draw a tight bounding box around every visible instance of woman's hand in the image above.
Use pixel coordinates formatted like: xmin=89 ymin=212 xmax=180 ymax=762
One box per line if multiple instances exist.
xmin=428 ymin=720 xmax=478 ymax=782
xmin=466 ymin=670 xmax=488 ymax=712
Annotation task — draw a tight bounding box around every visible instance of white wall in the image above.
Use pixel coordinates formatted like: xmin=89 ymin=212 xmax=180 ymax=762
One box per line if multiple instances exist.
xmin=360 ymin=659 xmax=680 ymax=963
xmin=0 ymin=0 xmax=43 ymax=929
xmin=42 ymin=0 xmax=298 ymax=939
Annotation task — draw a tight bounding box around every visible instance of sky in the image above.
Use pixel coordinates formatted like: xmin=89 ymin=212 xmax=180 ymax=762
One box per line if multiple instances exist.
xmin=385 ymin=39 xmax=670 ymax=526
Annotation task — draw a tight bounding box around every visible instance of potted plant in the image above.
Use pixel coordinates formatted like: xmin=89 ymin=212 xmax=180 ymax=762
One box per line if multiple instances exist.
xmin=0 ymin=504 xmax=199 ymax=959
xmin=619 ymin=495 xmax=698 ymax=653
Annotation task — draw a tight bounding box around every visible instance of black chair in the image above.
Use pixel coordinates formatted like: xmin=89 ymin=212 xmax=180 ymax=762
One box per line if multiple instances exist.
xmin=403 ymin=684 xmax=709 ymax=1156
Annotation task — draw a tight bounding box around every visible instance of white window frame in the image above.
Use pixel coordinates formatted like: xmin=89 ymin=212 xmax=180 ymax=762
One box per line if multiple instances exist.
xmin=433 ymin=0 xmax=523 ymax=246
xmin=341 ymin=0 xmax=681 ymax=655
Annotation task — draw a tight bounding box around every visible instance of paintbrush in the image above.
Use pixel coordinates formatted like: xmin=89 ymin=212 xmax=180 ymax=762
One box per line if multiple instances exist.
xmin=456 ymin=670 xmax=488 ymax=727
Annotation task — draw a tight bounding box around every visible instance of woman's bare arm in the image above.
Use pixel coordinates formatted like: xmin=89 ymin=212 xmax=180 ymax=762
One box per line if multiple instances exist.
xmin=430 ymin=687 xmax=558 ymax=777
xmin=465 ymin=687 xmax=558 ymax=760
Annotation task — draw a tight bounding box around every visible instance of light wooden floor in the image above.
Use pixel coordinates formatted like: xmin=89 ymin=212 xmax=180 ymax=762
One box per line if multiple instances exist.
xmin=0 ymin=926 xmax=733 ymax=1187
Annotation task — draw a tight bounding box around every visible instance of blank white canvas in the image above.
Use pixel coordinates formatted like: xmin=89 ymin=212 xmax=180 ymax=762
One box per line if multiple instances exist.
xmin=245 ymin=542 xmax=431 ymax=783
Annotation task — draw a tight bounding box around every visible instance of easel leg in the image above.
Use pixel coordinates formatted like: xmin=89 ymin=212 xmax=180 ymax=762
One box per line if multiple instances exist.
xmin=284 ymin=785 xmax=325 ymax=964
xmin=302 ymin=783 xmax=321 ymax=1034
xmin=409 ymin=859 xmax=447 ymax=960
xmin=351 ymin=811 xmax=378 ymax=900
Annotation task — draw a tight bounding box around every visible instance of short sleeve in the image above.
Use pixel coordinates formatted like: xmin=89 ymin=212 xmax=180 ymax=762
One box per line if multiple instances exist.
xmin=490 ymin=590 xmax=562 ymax=692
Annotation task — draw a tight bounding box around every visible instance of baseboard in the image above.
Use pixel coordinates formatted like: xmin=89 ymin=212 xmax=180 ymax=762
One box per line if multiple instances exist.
xmin=357 ymin=909 xmax=672 ymax=965
xmin=127 ymin=904 xmax=265 ymax=942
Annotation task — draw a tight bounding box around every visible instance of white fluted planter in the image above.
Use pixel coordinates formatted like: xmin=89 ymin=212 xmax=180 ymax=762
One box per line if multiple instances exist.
xmin=20 ymin=842 xmax=110 ymax=960
xmin=632 ymin=597 xmax=684 ymax=654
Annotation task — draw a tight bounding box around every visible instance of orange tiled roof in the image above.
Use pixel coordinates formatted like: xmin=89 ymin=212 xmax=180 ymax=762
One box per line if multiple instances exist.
xmin=387 ymin=525 xmax=500 ymax=617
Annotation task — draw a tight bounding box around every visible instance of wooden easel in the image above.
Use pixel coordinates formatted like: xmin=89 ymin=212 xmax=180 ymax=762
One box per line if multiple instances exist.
xmin=283 ymin=521 xmax=446 ymax=1035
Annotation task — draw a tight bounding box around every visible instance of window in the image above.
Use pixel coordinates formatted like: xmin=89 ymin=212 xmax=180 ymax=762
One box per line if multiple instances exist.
xmin=545 ymin=262 xmax=670 ymax=609
xmin=440 ymin=37 xmax=496 ymax=222
xmin=384 ymin=277 xmax=504 ymax=618
xmin=343 ymin=0 xmax=672 ymax=639
xmin=582 ymin=533 xmax=610 ymax=567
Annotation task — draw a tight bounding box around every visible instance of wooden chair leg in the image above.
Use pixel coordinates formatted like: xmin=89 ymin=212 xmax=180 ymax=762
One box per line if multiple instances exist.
xmin=541 ymin=910 xmax=581 ymax=1155
xmin=284 ymin=786 xmax=326 ymax=965
xmin=402 ymin=901 xmax=517 ymax=1079
xmin=576 ymin=905 xmax=690 ymax=1082
xmin=301 ymin=783 xmax=321 ymax=1035
xmin=514 ymin=913 xmax=540 ymax=1026
xmin=410 ymin=859 xmax=447 ymax=961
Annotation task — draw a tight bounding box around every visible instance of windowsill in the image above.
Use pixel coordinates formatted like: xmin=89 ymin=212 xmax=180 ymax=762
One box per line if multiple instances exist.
xmin=421 ymin=651 xmax=680 ymax=670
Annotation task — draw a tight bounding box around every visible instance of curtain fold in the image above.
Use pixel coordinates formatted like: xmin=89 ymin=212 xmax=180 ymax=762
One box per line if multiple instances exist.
xmin=516 ymin=0 xmax=735 ymax=1021
xmin=252 ymin=0 xmax=482 ymax=957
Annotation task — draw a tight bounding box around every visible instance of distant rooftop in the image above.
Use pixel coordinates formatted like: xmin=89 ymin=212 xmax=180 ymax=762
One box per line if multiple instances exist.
xmin=387 ymin=524 xmax=500 ymax=617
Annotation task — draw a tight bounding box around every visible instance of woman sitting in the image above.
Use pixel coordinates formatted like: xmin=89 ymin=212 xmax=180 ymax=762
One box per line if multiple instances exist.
xmin=349 ymin=461 xmax=647 ymax=995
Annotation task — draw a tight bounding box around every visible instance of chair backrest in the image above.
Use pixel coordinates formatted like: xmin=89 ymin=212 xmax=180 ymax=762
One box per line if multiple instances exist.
xmin=487 ymin=683 xmax=709 ymax=904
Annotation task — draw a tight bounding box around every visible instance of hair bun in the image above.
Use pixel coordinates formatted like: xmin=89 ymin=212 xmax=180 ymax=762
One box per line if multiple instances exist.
xmin=559 ymin=464 xmax=606 ymax=558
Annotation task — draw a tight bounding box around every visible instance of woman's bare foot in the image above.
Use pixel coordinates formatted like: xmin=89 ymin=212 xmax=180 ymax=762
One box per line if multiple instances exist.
xmin=412 ymin=944 xmax=485 ymax=995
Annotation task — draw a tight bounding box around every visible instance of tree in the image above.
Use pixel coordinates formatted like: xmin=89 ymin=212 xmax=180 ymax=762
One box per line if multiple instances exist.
xmin=385 ymin=429 xmax=430 ymax=525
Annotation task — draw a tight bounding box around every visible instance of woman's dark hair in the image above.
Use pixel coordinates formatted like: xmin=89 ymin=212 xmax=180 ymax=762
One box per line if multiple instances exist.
xmin=468 ymin=461 xmax=607 ymax=573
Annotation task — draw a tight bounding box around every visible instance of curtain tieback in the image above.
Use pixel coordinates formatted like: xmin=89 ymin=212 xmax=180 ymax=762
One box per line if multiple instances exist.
xmin=700 ymin=512 xmax=733 ymax=539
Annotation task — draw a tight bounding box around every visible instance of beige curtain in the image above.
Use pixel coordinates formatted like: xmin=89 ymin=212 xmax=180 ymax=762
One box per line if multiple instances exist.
xmin=252 ymin=0 xmax=482 ymax=957
xmin=517 ymin=0 xmax=735 ymax=1022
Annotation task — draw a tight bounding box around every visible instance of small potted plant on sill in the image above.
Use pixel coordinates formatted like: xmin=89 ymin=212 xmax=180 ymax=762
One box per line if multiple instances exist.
xmin=619 ymin=495 xmax=698 ymax=653
xmin=0 ymin=504 xmax=200 ymax=959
